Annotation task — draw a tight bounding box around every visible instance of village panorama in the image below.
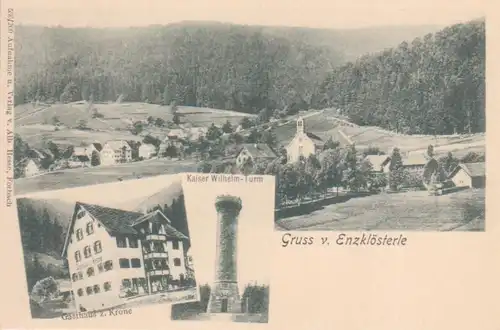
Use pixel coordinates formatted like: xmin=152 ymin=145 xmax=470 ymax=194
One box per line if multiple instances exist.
xmin=13 ymin=18 xmax=485 ymax=233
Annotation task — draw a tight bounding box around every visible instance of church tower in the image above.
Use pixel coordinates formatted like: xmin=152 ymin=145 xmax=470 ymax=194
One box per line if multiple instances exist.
xmin=297 ymin=117 xmax=305 ymax=134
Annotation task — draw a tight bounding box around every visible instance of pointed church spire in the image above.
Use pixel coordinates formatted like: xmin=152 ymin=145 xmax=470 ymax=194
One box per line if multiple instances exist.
xmin=297 ymin=116 xmax=305 ymax=134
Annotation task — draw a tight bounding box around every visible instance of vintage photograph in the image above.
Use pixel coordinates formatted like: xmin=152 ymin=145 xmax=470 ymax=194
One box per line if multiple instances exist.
xmin=171 ymin=174 xmax=273 ymax=323
xmin=12 ymin=6 xmax=484 ymax=227
xmin=15 ymin=174 xmax=198 ymax=319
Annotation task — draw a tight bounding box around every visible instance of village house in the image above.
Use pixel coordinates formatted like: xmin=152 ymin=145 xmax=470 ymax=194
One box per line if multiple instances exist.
xmin=139 ymin=143 xmax=157 ymax=159
xmin=401 ymin=154 xmax=429 ymax=173
xmin=68 ymin=155 xmax=91 ymax=168
xmin=286 ymin=117 xmax=325 ymax=163
xmin=448 ymin=162 xmax=486 ymax=188
xmin=73 ymin=143 xmax=103 ymax=158
xmin=61 ymin=202 xmax=192 ymax=312
xmin=363 ymin=155 xmax=391 ymax=173
xmin=235 ymin=144 xmax=277 ymax=167
xmin=24 ymin=159 xmax=43 ymax=177
xmin=100 ymin=141 xmax=132 ymax=166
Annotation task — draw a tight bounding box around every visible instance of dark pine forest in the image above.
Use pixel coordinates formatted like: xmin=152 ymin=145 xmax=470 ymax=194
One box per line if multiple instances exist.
xmin=14 ymin=19 xmax=485 ymax=135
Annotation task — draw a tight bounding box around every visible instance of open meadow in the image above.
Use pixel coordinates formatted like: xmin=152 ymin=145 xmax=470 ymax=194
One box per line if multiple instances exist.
xmin=14 ymin=102 xmax=256 ymax=149
xmin=15 ymin=158 xmax=197 ymax=195
xmin=275 ymin=188 xmax=485 ymax=231
xmin=272 ymin=108 xmax=485 ymax=157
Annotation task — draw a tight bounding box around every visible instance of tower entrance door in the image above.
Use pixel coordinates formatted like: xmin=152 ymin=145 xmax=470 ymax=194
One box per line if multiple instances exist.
xmin=221 ymin=298 xmax=228 ymax=313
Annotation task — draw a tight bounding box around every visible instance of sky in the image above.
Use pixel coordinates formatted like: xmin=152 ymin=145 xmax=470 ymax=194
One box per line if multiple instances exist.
xmin=181 ymin=174 xmax=274 ymax=293
xmin=11 ymin=0 xmax=485 ymax=29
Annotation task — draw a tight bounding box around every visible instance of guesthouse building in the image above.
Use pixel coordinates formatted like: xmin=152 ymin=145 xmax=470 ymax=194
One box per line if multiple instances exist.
xmin=61 ymin=202 xmax=192 ymax=312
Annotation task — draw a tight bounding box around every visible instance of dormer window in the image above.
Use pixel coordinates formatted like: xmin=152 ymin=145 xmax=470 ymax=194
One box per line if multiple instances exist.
xmin=76 ymin=209 xmax=86 ymax=220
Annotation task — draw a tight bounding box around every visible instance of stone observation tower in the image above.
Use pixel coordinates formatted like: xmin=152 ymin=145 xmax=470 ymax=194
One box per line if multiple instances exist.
xmin=207 ymin=195 xmax=242 ymax=314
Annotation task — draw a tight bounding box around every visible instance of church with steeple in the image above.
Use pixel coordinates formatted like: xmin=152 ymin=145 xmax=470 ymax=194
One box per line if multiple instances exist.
xmin=285 ymin=116 xmax=324 ymax=163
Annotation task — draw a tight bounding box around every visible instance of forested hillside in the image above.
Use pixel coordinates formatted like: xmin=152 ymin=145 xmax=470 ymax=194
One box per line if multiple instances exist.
xmin=316 ymin=19 xmax=485 ymax=135
xmin=14 ymin=22 xmax=440 ymax=114
xmin=14 ymin=20 xmax=484 ymax=135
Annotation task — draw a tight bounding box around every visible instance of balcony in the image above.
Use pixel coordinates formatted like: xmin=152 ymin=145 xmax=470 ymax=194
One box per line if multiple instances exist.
xmin=143 ymin=252 xmax=168 ymax=259
xmin=147 ymin=269 xmax=170 ymax=276
xmin=145 ymin=234 xmax=167 ymax=241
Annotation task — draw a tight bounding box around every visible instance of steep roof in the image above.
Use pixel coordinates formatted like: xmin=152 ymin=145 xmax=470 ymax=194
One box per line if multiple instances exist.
xmin=448 ymin=162 xmax=486 ymax=179
xmin=91 ymin=143 xmax=103 ymax=152
xmin=364 ymin=155 xmax=391 ymax=169
xmin=132 ymin=210 xmax=188 ymax=240
xmin=240 ymin=144 xmax=277 ymax=158
xmin=402 ymin=154 xmax=429 ymax=166
xmin=73 ymin=147 xmax=88 ymax=156
xmin=105 ymin=140 xmax=131 ymax=150
xmin=140 ymin=143 xmax=156 ymax=150
xmin=75 ymin=155 xmax=90 ymax=162
xmin=77 ymin=202 xmax=144 ymax=235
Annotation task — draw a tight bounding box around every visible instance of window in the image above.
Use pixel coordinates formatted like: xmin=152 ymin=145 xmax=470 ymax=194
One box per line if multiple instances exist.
xmin=72 ymin=273 xmax=78 ymax=282
xmin=76 ymin=229 xmax=84 ymax=241
xmin=86 ymin=222 xmax=94 ymax=235
xmin=97 ymin=263 xmax=104 ymax=273
xmin=84 ymin=246 xmax=92 ymax=258
xmin=87 ymin=267 xmax=95 ymax=277
xmin=93 ymin=284 xmax=101 ymax=294
xmin=173 ymin=258 xmax=181 ymax=267
xmin=94 ymin=241 xmax=102 ymax=254
xmin=78 ymin=272 xmax=83 ymax=280
xmin=131 ymin=258 xmax=141 ymax=268
xmin=77 ymin=289 xmax=84 ymax=297
xmin=86 ymin=286 xmax=93 ymax=295
xmin=116 ymin=237 xmax=127 ymax=248
xmin=104 ymin=260 xmax=113 ymax=271
xmin=104 ymin=282 xmax=112 ymax=291
xmin=122 ymin=279 xmax=131 ymax=288
xmin=76 ymin=210 xmax=86 ymax=220
xmin=172 ymin=241 xmax=179 ymax=250
xmin=75 ymin=251 xmax=81 ymax=262
xmin=119 ymin=258 xmax=130 ymax=268
xmin=128 ymin=238 xmax=138 ymax=248
xmin=154 ymin=242 xmax=165 ymax=252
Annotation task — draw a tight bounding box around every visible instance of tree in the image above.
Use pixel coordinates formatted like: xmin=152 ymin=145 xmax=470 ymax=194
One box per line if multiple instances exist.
xmin=143 ymin=135 xmax=162 ymax=148
xmin=31 ymin=276 xmax=58 ymax=303
xmin=90 ymin=150 xmax=100 ymax=166
xmin=172 ymin=112 xmax=181 ymax=125
xmin=342 ymin=145 xmax=368 ymax=192
xmin=59 ymin=82 xmax=78 ymax=103
xmin=206 ymin=123 xmax=222 ymax=141
xmin=427 ymin=144 xmax=435 ymax=158
xmin=323 ymin=137 xmax=340 ymax=150
xmin=388 ymin=147 xmax=405 ymax=191
xmin=51 ymin=116 xmax=61 ymax=126
xmin=239 ymin=117 xmax=254 ymax=130
xmin=76 ymin=120 xmax=88 ymax=130
xmin=130 ymin=121 xmax=144 ymax=135
xmin=221 ymin=120 xmax=233 ymax=134
xmin=154 ymin=117 xmax=165 ymax=127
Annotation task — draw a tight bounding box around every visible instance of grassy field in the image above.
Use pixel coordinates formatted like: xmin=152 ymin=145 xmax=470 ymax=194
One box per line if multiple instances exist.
xmin=15 ymin=158 xmax=197 ymax=195
xmin=275 ymin=188 xmax=485 ymax=231
xmin=15 ymin=102 xmax=256 ymax=149
xmin=272 ymin=108 xmax=485 ymax=157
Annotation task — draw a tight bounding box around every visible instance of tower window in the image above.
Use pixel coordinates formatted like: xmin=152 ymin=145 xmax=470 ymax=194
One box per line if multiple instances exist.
xmin=173 ymin=258 xmax=181 ymax=267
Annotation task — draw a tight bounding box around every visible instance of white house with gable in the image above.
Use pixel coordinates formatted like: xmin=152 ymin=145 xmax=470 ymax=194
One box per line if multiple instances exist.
xmin=285 ymin=117 xmax=325 ymax=163
xmin=61 ymin=202 xmax=192 ymax=312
